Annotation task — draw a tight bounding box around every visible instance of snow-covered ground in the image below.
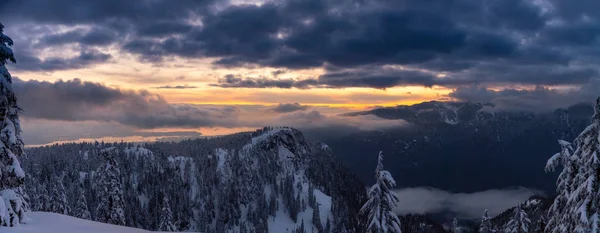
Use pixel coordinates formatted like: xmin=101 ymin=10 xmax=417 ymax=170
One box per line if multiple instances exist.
xmin=3 ymin=212 xmax=185 ymax=233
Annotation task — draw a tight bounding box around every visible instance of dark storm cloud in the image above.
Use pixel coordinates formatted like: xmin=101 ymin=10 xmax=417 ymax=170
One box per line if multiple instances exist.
xmin=13 ymin=78 xmax=408 ymax=134
xmin=120 ymin=2 xmax=468 ymax=69
xmin=452 ymin=64 xmax=597 ymax=86
xmin=212 ymin=68 xmax=451 ymax=89
xmin=40 ymin=27 xmax=118 ymax=46
xmin=136 ymin=21 xmax=194 ymax=37
xmin=2 ymin=0 xmax=600 ymax=88
xmin=153 ymin=85 xmax=198 ymax=89
xmin=13 ymin=78 xmax=236 ymax=128
xmin=317 ymin=68 xmax=442 ymax=89
xmin=270 ymin=103 xmax=309 ymax=113
xmin=12 ymin=50 xmax=112 ymax=71
xmin=210 ymin=74 xmax=320 ymax=89
xmin=212 ymin=62 xmax=595 ymax=90
xmin=0 ymin=0 xmax=215 ymax=25
xmin=0 ymin=0 xmax=216 ymax=69
xmin=449 ymin=79 xmax=600 ymax=112
xmin=271 ymin=69 xmax=286 ymax=77
xmin=114 ymin=0 xmax=550 ymax=70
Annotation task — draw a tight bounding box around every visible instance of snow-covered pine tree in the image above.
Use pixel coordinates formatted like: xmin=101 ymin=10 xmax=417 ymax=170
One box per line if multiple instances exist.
xmin=73 ymin=185 xmax=91 ymax=220
xmin=545 ymin=97 xmax=600 ymax=233
xmin=49 ymin=177 xmax=69 ymax=215
xmin=360 ymin=151 xmax=402 ymax=233
xmin=534 ymin=216 xmax=546 ymax=233
xmin=94 ymin=146 xmax=126 ymax=226
xmin=504 ymin=204 xmax=531 ymax=233
xmin=158 ymin=194 xmax=176 ymax=232
xmin=36 ymin=183 xmax=49 ymax=212
xmin=545 ymin=140 xmax=574 ymax=233
xmin=478 ymin=209 xmax=494 ymax=233
xmin=0 ymin=22 xmax=27 ymax=227
xmin=27 ymin=183 xmax=37 ymax=212
xmin=453 ymin=218 xmax=460 ymax=233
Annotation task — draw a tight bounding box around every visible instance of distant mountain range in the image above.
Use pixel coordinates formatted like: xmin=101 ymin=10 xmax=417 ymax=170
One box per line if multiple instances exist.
xmin=327 ymin=101 xmax=594 ymax=193
xmin=22 ymin=117 xmax=568 ymax=232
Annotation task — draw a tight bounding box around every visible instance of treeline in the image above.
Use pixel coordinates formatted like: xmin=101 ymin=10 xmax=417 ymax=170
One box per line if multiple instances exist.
xmin=23 ymin=127 xmax=367 ymax=232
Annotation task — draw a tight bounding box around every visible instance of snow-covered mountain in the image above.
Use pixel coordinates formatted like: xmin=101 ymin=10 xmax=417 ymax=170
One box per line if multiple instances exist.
xmin=22 ymin=127 xmax=367 ymax=232
xmin=488 ymin=195 xmax=551 ymax=233
xmin=3 ymin=212 xmax=177 ymax=233
xmin=330 ymin=101 xmax=594 ymax=193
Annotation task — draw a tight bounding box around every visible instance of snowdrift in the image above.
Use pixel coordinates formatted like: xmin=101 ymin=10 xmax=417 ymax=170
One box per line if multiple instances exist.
xmin=2 ymin=212 xmax=183 ymax=233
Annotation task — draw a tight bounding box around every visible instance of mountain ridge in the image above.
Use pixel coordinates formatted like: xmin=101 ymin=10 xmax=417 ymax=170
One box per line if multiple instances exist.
xmin=326 ymin=102 xmax=594 ymax=193
xmin=23 ymin=127 xmax=367 ymax=232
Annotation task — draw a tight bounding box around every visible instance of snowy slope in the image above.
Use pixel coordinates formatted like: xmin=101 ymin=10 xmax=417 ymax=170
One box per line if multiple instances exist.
xmin=23 ymin=127 xmax=368 ymax=232
xmin=3 ymin=212 xmax=186 ymax=233
xmin=267 ymin=181 xmax=332 ymax=233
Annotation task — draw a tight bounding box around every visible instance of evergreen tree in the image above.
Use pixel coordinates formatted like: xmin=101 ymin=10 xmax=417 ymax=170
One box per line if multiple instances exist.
xmin=158 ymin=195 xmax=176 ymax=232
xmin=478 ymin=210 xmax=494 ymax=233
xmin=505 ymin=204 xmax=530 ymax=233
xmin=546 ymin=97 xmax=600 ymax=233
xmin=73 ymin=185 xmax=91 ymax=220
xmin=545 ymin=140 xmax=574 ymax=233
xmin=95 ymin=146 xmax=126 ymax=226
xmin=0 ymin=22 xmax=27 ymax=227
xmin=27 ymin=183 xmax=38 ymax=212
xmin=49 ymin=177 xmax=70 ymax=215
xmin=294 ymin=219 xmax=306 ymax=233
xmin=453 ymin=218 xmax=460 ymax=233
xmin=534 ymin=216 xmax=546 ymax=233
xmin=36 ymin=183 xmax=50 ymax=212
xmin=19 ymin=127 xmax=367 ymax=232
xmin=360 ymin=151 xmax=402 ymax=233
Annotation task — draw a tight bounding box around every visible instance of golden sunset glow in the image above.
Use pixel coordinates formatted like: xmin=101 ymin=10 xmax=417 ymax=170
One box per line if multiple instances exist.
xmin=12 ymin=61 xmax=451 ymax=112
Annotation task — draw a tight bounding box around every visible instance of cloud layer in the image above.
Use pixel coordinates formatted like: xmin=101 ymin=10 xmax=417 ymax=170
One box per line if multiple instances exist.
xmin=13 ymin=78 xmax=407 ymax=136
xmin=21 ymin=119 xmax=202 ymax=146
xmin=1 ymin=0 xmax=599 ymax=89
xmin=449 ymin=78 xmax=600 ymax=111
xmin=14 ymin=78 xmax=242 ymax=128
xmin=394 ymin=187 xmax=542 ymax=219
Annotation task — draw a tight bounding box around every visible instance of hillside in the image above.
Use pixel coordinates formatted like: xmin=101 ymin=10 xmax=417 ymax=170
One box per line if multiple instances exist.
xmin=23 ymin=127 xmax=367 ymax=232
xmin=331 ymin=101 xmax=593 ymax=193
xmin=3 ymin=212 xmax=177 ymax=233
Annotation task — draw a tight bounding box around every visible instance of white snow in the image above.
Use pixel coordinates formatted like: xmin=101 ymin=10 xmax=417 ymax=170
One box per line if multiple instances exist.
xmin=267 ymin=178 xmax=333 ymax=233
xmin=167 ymin=156 xmax=191 ymax=178
xmin=100 ymin=147 xmax=117 ymax=154
xmin=138 ymin=194 xmax=149 ymax=209
xmin=525 ymin=199 xmax=541 ymax=208
xmin=124 ymin=146 xmax=155 ymax=160
xmin=167 ymin=156 xmax=199 ymax=199
xmin=278 ymin=145 xmax=295 ymax=161
xmin=313 ymin=189 xmax=332 ymax=227
xmin=268 ymin=208 xmax=297 ymax=233
xmin=78 ymin=172 xmax=87 ymax=183
xmin=436 ymin=103 xmax=460 ymax=125
xmin=215 ymin=148 xmax=227 ymax=171
xmin=251 ymin=128 xmax=291 ymax=145
xmin=2 ymin=212 xmax=188 ymax=233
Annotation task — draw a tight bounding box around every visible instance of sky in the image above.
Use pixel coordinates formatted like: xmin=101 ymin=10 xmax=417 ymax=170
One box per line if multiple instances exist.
xmin=0 ymin=0 xmax=599 ymax=145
